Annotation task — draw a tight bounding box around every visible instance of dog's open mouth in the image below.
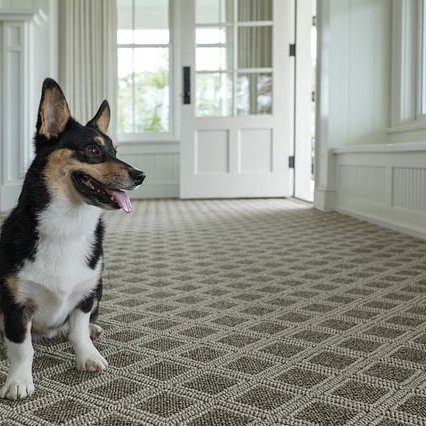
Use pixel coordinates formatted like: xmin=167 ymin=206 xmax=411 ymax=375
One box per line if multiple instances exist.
xmin=71 ymin=171 xmax=132 ymax=213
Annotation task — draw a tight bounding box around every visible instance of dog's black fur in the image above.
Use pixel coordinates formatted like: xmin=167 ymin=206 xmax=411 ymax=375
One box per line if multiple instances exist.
xmin=0 ymin=78 xmax=144 ymax=400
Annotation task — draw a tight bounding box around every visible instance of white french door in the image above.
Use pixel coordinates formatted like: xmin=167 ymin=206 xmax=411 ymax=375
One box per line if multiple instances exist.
xmin=180 ymin=0 xmax=295 ymax=198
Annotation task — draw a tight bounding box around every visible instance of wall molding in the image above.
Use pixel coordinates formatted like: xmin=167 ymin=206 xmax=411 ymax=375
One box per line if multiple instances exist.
xmin=0 ymin=8 xmax=47 ymax=212
xmin=332 ymin=142 xmax=426 ymax=154
xmin=334 ymin=148 xmax=426 ymax=239
xmin=314 ymin=186 xmax=336 ymax=211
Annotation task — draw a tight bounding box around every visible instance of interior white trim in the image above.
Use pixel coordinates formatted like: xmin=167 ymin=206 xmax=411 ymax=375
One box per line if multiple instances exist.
xmin=0 ymin=8 xmax=47 ymax=212
xmin=334 ymin=149 xmax=426 ymax=239
xmin=314 ymin=186 xmax=336 ymax=212
xmin=332 ymin=142 xmax=426 ymax=154
xmin=337 ymin=206 xmax=426 ymax=241
xmin=0 ymin=9 xmax=47 ymax=24
xmin=388 ymin=120 xmax=426 ymax=134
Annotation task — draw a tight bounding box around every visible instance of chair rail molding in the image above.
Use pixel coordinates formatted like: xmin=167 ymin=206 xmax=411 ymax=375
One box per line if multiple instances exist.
xmin=0 ymin=9 xmax=47 ymax=212
xmin=333 ymin=144 xmax=426 ymax=239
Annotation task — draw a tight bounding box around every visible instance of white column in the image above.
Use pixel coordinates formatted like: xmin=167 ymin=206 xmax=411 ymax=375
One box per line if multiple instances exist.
xmin=0 ymin=10 xmax=47 ymax=212
xmin=314 ymin=0 xmax=337 ymax=211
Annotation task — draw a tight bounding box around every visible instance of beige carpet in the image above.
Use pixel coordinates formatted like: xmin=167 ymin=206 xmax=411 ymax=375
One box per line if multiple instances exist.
xmin=1 ymin=199 xmax=426 ymax=425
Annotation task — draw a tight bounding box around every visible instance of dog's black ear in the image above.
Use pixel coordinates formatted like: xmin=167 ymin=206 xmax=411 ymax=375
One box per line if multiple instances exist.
xmin=36 ymin=78 xmax=71 ymax=139
xmin=87 ymin=100 xmax=110 ymax=134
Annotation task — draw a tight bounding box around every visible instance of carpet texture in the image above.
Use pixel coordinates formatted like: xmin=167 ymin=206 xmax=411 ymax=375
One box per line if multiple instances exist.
xmin=1 ymin=199 xmax=426 ymax=425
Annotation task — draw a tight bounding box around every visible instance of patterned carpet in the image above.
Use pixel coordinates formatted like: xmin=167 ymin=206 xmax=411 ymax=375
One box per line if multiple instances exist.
xmin=1 ymin=199 xmax=426 ymax=425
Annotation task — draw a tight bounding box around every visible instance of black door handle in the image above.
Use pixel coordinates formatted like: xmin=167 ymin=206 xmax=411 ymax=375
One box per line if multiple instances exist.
xmin=183 ymin=66 xmax=191 ymax=104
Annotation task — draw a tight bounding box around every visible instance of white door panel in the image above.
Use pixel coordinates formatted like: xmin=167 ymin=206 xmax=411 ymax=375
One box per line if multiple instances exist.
xmin=180 ymin=0 xmax=294 ymax=198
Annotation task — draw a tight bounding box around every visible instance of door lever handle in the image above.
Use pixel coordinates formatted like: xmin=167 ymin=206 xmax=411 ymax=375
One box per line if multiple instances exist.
xmin=183 ymin=66 xmax=191 ymax=104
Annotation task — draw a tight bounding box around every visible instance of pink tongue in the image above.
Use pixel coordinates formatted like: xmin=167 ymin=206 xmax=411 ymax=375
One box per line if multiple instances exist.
xmin=109 ymin=190 xmax=132 ymax=213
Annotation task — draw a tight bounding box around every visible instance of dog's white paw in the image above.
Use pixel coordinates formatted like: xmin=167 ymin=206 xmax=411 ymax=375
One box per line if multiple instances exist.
xmin=76 ymin=349 xmax=108 ymax=372
xmin=0 ymin=376 xmax=34 ymax=400
xmin=89 ymin=324 xmax=103 ymax=340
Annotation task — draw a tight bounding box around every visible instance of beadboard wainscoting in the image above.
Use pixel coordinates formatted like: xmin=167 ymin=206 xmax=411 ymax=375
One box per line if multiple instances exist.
xmin=118 ymin=142 xmax=179 ymax=199
xmin=333 ymin=143 xmax=426 ymax=239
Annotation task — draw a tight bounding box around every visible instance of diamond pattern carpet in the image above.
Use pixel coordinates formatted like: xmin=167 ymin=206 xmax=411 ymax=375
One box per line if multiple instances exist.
xmin=1 ymin=199 xmax=426 ymax=425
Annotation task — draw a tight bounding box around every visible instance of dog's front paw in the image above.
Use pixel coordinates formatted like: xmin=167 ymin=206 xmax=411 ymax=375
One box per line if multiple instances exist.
xmin=0 ymin=376 xmax=34 ymax=400
xmin=89 ymin=324 xmax=103 ymax=340
xmin=76 ymin=349 xmax=108 ymax=372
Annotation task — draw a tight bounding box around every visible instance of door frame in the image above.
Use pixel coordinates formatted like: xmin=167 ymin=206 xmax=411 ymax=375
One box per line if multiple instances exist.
xmin=294 ymin=0 xmax=315 ymax=202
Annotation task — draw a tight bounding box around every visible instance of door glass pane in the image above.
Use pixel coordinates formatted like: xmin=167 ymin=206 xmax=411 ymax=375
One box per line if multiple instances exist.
xmin=238 ymin=0 xmax=273 ymax=22
xmin=133 ymin=48 xmax=170 ymax=132
xmin=238 ymin=26 xmax=272 ymax=68
xmin=196 ymin=27 xmax=229 ymax=45
xmin=196 ymin=0 xmax=233 ymax=24
xmin=236 ymin=73 xmax=272 ymax=115
xmin=118 ymin=48 xmax=134 ymax=133
xmin=196 ymin=73 xmax=233 ymax=116
xmin=196 ymin=27 xmax=233 ymax=71
xmin=197 ymin=47 xmax=232 ymax=71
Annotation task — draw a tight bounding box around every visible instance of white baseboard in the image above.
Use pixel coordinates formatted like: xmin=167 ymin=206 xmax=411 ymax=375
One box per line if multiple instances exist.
xmin=333 ymin=146 xmax=426 ymax=240
xmin=337 ymin=204 xmax=426 ymax=240
xmin=314 ymin=186 xmax=336 ymax=211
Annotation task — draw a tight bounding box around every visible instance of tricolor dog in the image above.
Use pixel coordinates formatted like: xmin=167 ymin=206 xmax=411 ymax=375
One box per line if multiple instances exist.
xmin=0 ymin=78 xmax=145 ymax=400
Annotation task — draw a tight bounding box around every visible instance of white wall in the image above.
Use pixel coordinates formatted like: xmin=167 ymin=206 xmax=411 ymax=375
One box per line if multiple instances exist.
xmin=316 ymin=0 xmax=426 ymax=239
xmin=1 ymin=0 xmax=57 ymax=79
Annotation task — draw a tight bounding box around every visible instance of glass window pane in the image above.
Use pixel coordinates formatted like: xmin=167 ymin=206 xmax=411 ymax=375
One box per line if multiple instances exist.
xmin=196 ymin=47 xmax=232 ymax=71
xmin=118 ymin=30 xmax=134 ymax=44
xmin=238 ymin=0 xmax=273 ymax=22
xmin=133 ymin=47 xmax=169 ymax=72
xmin=196 ymin=72 xmax=233 ymax=117
xmin=117 ymin=48 xmax=134 ymax=133
xmin=238 ymin=26 xmax=272 ymax=68
xmin=118 ymin=0 xmax=133 ymax=29
xmin=196 ymin=0 xmax=233 ymax=24
xmin=133 ymin=48 xmax=169 ymax=132
xmin=135 ymin=0 xmax=168 ymax=29
xmin=134 ymin=29 xmax=169 ymax=44
xmin=236 ymin=73 xmax=272 ymax=115
xmin=117 ymin=1 xmax=171 ymax=135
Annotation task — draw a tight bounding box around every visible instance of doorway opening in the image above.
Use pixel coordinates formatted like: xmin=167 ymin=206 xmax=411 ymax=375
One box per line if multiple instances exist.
xmin=294 ymin=0 xmax=316 ymax=202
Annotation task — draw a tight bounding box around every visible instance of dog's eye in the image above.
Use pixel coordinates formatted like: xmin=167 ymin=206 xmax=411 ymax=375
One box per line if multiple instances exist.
xmin=86 ymin=144 xmax=101 ymax=156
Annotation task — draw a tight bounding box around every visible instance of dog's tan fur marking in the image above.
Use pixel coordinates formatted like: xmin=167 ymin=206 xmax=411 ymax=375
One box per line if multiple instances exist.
xmin=94 ymin=107 xmax=110 ymax=134
xmin=44 ymin=149 xmax=80 ymax=203
xmin=44 ymin=149 xmax=130 ymax=203
xmin=94 ymin=137 xmax=105 ymax=146
xmin=39 ymin=87 xmax=70 ymax=139
xmin=4 ymin=275 xmax=17 ymax=299
xmin=4 ymin=276 xmax=37 ymax=319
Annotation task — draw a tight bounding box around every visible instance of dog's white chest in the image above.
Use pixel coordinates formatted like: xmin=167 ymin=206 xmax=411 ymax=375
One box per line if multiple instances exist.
xmin=16 ymin=202 xmax=102 ymax=331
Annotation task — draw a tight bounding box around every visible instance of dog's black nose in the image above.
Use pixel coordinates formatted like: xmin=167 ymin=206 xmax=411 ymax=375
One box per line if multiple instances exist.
xmin=129 ymin=169 xmax=145 ymax=185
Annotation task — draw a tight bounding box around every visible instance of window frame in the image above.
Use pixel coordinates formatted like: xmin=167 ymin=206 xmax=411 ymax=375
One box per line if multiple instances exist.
xmin=389 ymin=0 xmax=426 ymax=137
xmin=117 ymin=0 xmax=179 ymax=143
